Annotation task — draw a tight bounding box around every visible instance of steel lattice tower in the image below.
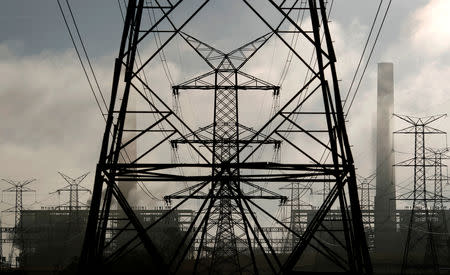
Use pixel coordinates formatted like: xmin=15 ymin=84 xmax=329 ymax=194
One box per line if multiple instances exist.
xmin=394 ymin=114 xmax=446 ymax=274
xmin=427 ymin=148 xmax=449 ymax=211
xmin=358 ymin=175 xmax=375 ymax=250
xmin=52 ymin=172 xmax=90 ymax=211
xmin=169 ymin=33 xmax=282 ymax=273
xmin=427 ymin=147 xmax=450 ymax=270
xmin=79 ymin=1 xmax=372 ymax=274
xmin=1 ymin=179 xmax=36 ymax=228
xmin=1 ymin=179 xmax=35 ymax=267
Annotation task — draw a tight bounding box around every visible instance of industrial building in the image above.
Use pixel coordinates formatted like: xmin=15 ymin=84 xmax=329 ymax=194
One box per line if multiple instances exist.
xmin=11 ymin=207 xmax=194 ymax=272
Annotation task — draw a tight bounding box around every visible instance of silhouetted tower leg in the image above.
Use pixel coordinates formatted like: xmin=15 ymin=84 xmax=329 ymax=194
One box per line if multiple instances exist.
xmin=79 ymin=1 xmax=169 ymax=272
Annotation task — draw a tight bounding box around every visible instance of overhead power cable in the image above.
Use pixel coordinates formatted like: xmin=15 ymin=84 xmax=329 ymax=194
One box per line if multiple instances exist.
xmin=64 ymin=0 xmax=108 ymax=109
xmin=342 ymin=0 xmax=383 ymax=109
xmin=320 ymin=0 xmax=392 ymax=165
xmin=290 ymin=0 xmax=391 ymax=201
xmin=57 ymin=0 xmax=106 ymax=117
xmin=344 ymin=0 xmax=392 ymax=117
xmin=118 ymin=0 xmax=196 ymax=184
xmin=59 ymin=0 xmax=160 ymax=201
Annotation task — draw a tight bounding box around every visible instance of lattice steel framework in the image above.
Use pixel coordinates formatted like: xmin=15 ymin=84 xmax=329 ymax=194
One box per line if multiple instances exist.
xmin=394 ymin=114 xmax=446 ymax=274
xmin=427 ymin=148 xmax=449 ymax=211
xmin=1 ymin=179 xmax=36 ymax=267
xmin=1 ymin=179 xmax=36 ymax=228
xmin=279 ymin=183 xmax=313 ymax=254
xmin=169 ymin=32 xmax=284 ymax=274
xmin=357 ymin=174 xmax=375 ymax=251
xmin=427 ymin=147 xmax=450 ymax=270
xmin=79 ymin=0 xmax=371 ymax=274
xmin=52 ymin=172 xmax=91 ymax=211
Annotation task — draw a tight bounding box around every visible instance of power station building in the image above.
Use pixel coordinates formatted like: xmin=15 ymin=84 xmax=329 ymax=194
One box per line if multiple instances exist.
xmin=15 ymin=207 xmax=194 ymax=271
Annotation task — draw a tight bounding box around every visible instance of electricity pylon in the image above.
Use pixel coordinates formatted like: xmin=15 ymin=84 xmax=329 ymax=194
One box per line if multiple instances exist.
xmin=168 ymin=33 xmax=284 ymax=274
xmin=79 ymin=1 xmax=371 ymax=274
xmin=394 ymin=114 xmax=446 ymax=274
xmin=427 ymin=147 xmax=450 ymax=270
xmin=52 ymin=172 xmax=90 ymax=211
xmin=1 ymin=179 xmax=36 ymax=267
xmin=357 ymin=174 xmax=376 ymax=250
xmin=1 ymin=179 xmax=36 ymax=228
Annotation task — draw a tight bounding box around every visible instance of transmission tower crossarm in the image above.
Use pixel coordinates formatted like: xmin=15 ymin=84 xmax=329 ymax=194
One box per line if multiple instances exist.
xmin=1 ymin=178 xmax=35 ymax=188
xmin=173 ymin=70 xmax=279 ymax=93
xmin=227 ymin=32 xmax=273 ymax=70
xmin=240 ymin=180 xmax=287 ymax=203
xmin=179 ymin=32 xmax=225 ymax=69
xmin=394 ymin=113 xmax=447 ymax=126
xmin=181 ymin=31 xmax=273 ymax=71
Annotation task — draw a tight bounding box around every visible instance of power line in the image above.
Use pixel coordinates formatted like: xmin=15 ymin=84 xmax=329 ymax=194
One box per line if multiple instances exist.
xmin=343 ymin=0 xmax=383 ymax=108
xmin=57 ymin=0 xmax=106 ymax=117
xmin=59 ymin=0 xmax=161 ymax=201
xmin=345 ymin=0 xmax=393 ymax=117
xmin=314 ymin=0 xmax=392 ymax=179
xmin=64 ymin=0 xmax=108 ymax=109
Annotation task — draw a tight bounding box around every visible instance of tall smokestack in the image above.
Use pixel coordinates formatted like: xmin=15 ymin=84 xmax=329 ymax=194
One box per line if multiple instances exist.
xmin=374 ymin=62 xmax=396 ymax=253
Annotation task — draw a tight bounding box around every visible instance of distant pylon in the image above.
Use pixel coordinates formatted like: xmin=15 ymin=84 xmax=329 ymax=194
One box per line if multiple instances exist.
xmin=426 ymin=148 xmax=449 ymax=210
xmin=357 ymin=174 xmax=376 ymax=250
xmin=1 ymin=179 xmax=36 ymax=267
xmin=394 ymin=114 xmax=446 ymax=274
xmin=169 ymin=33 xmax=283 ymax=274
xmin=51 ymin=172 xmax=90 ymax=211
xmin=1 ymin=179 xmax=36 ymax=227
xmin=427 ymin=147 xmax=450 ymax=269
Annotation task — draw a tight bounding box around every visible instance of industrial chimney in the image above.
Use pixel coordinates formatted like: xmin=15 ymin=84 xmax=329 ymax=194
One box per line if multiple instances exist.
xmin=374 ymin=62 xmax=396 ymax=253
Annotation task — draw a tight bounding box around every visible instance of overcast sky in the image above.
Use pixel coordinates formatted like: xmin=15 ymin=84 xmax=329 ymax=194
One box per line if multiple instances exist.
xmin=1 ymin=0 xmax=450 ymax=226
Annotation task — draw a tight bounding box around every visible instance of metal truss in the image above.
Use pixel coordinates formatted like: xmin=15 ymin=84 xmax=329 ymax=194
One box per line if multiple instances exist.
xmin=79 ymin=0 xmax=372 ymax=274
xmin=427 ymin=147 xmax=450 ymax=270
xmin=279 ymin=183 xmax=313 ymax=253
xmin=51 ymin=172 xmax=91 ymax=211
xmin=357 ymin=174 xmax=375 ymax=251
xmin=167 ymin=31 xmax=285 ymax=273
xmin=1 ymin=179 xmax=36 ymax=228
xmin=394 ymin=114 xmax=446 ymax=274
xmin=1 ymin=179 xmax=36 ymax=267
xmin=426 ymin=148 xmax=450 ymax=211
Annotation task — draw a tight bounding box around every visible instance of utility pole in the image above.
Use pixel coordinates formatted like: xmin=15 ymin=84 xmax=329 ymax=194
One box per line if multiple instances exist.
xmin=394 ymin=114 xmax=446 ymax=274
